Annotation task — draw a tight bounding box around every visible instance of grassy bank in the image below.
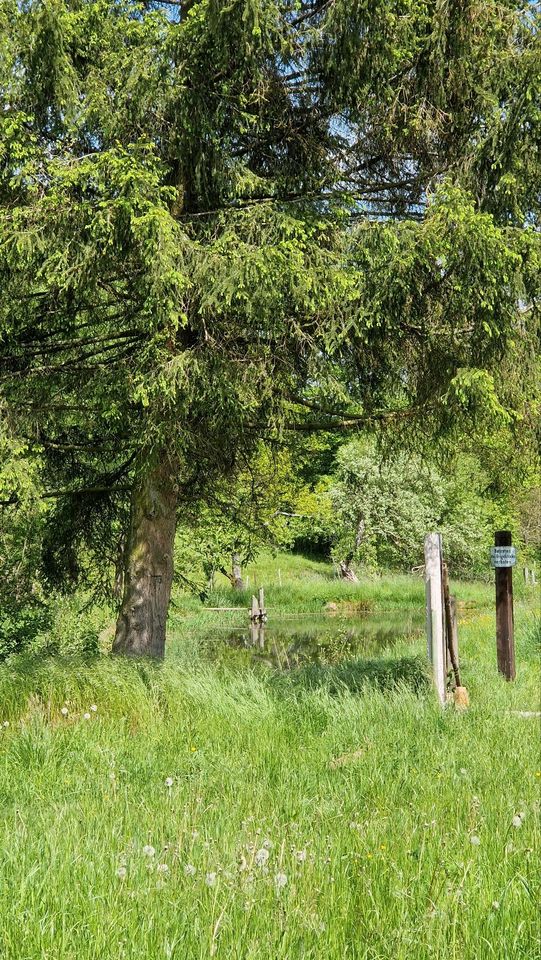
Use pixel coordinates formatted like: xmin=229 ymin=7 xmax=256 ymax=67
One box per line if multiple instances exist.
xmin=0 ymin=562 xmax=539 ymax=959
xmin=173 ymin=551 xmax=508 ymax=619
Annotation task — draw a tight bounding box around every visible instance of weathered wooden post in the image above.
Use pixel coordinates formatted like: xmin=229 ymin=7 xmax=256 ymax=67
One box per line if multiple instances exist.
xmin=250 ymin=588 xmax=267 ymax=624
xmin=424 ymin=533 xmax=446 ymax=705
xmin=491 ymin=531 xmax=516 ymax=681
xmin=258 ymin=587 xmax=267 ymax=622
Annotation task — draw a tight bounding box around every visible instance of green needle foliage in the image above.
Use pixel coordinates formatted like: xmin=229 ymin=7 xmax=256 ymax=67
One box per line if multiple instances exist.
xmin=0 ymin=1 xmax=539 ymax=652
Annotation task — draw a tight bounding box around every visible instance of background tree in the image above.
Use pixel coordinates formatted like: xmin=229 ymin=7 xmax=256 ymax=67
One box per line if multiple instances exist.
xmin=327 ymin=439 xmax=511 ymax=580
xmin=0 ymin=0 xmax=539 ymax=655
xmin=174 ymin=443 xmax=299 ymax=596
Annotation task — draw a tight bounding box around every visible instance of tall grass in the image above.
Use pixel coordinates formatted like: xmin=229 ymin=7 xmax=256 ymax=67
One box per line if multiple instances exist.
xmin=0 ymin=562 xmax=539 ymax=959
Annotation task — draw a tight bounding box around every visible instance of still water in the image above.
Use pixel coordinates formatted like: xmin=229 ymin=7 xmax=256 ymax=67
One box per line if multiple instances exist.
xmin=201 ymin=610 xmax=424 ymax=670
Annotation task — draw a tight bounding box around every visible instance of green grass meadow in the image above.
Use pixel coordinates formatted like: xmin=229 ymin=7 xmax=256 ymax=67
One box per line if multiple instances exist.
xmin=0 ymin=556 xmax=539 ymax=959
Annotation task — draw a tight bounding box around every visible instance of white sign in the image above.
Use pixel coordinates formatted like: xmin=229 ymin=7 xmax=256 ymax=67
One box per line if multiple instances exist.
xmin=490 ymin=546 xmax=516 ymax=568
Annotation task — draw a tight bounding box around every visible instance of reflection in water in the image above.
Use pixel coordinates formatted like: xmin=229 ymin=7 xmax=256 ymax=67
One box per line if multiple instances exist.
xmin=203 ymin=612 xmax=424 ymax=670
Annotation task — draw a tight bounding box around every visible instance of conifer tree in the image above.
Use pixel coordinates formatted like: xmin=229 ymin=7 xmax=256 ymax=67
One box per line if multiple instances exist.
xmin=1 ymin=0 xmax=539 ymax=655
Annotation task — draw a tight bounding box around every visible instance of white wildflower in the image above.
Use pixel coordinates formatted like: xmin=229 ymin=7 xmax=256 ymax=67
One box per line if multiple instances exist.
xmin=492 ymin=900 xmax=500 ymax=910
xmin=90 ymin=704 xmax=98 ymax=712
xmin=205 ymin=872 xmax=217 ymax=887
xmin=2 ymin=720 xmax=9 ymax=728
xmin=512 ymin=815 xmax=523 ymax=829
xmin=470 ymin=835 xmax=481 ymax=846
xmin=295 ymin=849 xmax=307 ymax=863
xmin=156 ymin=863 xmax=169 ymax=875
xmin=255 ymin=848 xmax=270 ymax=867
xmin=116 ymin=866 xmax=127 ymax=879
xmin=164 ymin=777 xmax=174 ymax=788
xmin=184 ymin=863 xmax=196 ymax=877
xmin=142 ymin=845 xmax=156 ymax=858
xmin=60 ymin=707 xmax=68 ymax=716
xmin=83 ymin=713 xmax=91 ymax=720
xmin=274 ymin=872 xmax=288 ymax=890
xmin=262 ymin=838 xmax=273 ymax=850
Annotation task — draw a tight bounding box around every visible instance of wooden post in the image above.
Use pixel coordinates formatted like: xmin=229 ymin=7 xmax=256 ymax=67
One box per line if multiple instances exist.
xmin=494 ymin=531 xmax=515 ymax=681
xmin=251 ymin=595 xmax=259 ymax=622
xmin=258 ymin=587 xmax=267 ymax=622
xmin=442 ymin=563 xmax=461 ymax=688
xmin=424 ymin=533 xmax=446 ymax=705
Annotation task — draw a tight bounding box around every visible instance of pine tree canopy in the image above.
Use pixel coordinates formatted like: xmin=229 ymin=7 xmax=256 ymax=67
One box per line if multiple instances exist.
xmin=0 ymin=1 xmax=539 ymax=648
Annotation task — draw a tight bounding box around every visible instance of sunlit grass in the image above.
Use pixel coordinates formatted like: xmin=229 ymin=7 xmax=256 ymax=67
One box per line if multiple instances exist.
xmin=0 ymin=560 xmax=539 ymax=959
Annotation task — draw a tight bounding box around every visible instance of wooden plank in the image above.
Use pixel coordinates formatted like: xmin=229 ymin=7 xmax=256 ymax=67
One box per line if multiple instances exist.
xmin=205 ymin=606 xmax=249 ymax=612
xmin=424 ymin=533 xmax=446 ymax=706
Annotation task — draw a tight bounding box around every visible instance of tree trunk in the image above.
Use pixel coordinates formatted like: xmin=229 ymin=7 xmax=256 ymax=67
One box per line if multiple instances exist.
xmin=338 ymin=560 xmax=359 ymax=582
xmin=338 ymin=517 xmax=365 ymax=582
xmin=231 ymin=551 xmax=244 ymax=590
xmin=113 ymin=454 xmax=178 ymax=658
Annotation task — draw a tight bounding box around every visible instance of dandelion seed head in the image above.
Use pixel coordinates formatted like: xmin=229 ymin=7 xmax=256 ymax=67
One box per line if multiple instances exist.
xmin=142 ymin=845 xmax=156 ymax=858
xmin=60 ymin=707 xmax=68 ymax=716
xmin=255 ymin=848 xmax=269 ymax=867
xmin=116 ymin=866 xmax=127 ymax=879
xmin=90 ymin=704 xmax=98 ymax=712
xmin=470 ymin=835 xmax=481 ymax=846
xmin=83 ymin=712 xmax=91 ymax=720
xmin=512 ymin=815 xmax=523 ymax=829
xmin=156 ymin=863 xmax=169 ymax=874
xmin=295 ymin=849 xmax=307 ymax=863
xmin=164 ymin=777 xmax=174 ymax=788
xmin=205 ymin=872 xmax=217 ymax=887
xmin=492 ymin=900 xmax=500 ymax=910
xmin=262 ymin=838 xmax=273 ymax=849
xmin=274 ymin=872 xmax=287 ymax=890
xmin=184 ymin=863 xmax=196 ymax=877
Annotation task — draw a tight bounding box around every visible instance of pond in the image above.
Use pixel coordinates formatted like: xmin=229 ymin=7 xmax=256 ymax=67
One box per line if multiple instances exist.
xmin=201 ymin=609 xmax=425 ymax=670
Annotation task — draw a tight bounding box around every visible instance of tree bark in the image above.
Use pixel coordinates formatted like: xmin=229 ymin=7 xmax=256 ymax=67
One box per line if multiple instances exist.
xmin=231 ymin=551 xmax=244 ymax=590
xmin=338 ymin=517 xmax=365 ymax=582
xmin=113 ymin=454 xmax=178 ymax=658
xmin=338 ymin=560 xmax=359 ymax=582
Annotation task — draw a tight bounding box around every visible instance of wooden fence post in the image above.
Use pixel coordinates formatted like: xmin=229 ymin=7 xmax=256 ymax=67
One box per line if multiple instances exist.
xmin=258 ymin=587 xmax=267 ymax=622
xmin=424 ymin=533 xmax=446 ymax=706
xmin=493 ymin=531 xmax=516 ymax=681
